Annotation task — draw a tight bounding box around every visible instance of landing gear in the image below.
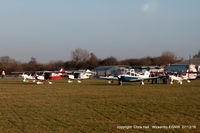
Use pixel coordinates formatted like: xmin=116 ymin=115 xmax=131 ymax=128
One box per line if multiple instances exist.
xmin=68 ymin=80 xmax=73 ymax=83
xmin=48 ymin=81 xmax=53 ymax=85
xmin=23 ymin=79 xmax=28 ymax=82
xmin=108 ymin=80 xmax=114 ymax=84
xmin=140 ymin=80 xmax=144 ymax=86
xmin=36 ymin=81 xmax=43 ymax=85
xmin=118 ymin=79 xmax=122 ymax=86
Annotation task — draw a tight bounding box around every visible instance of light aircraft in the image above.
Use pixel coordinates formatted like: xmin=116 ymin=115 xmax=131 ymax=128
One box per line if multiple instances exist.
xmin=152 ymin=70 xmax=199 ymax=85
xmin=168 ymin=74 xmax=190 ymax=84
xmin=98 ymin=69 xmax=158 ymax=85
xmin=163 ymin=64 xmax=198 ymax=84
xmin=35 ymin=68 xmax=65 ymax=84
xmin=65 ymin=69 xmax=95 ymax=83
xmin=14 ymin=68 xmax=65 ymax=84
xmin=168 ymin=70 xmax=198 ymax=84
xmin=98 ymin=75 xmax=118 ymax=84
xmin=12 ymin=72 xmax=36 ymax=83
xmin=118 ymin=69 xmax=158 ymax=85
xmin=21 ymin=72 xmax=36 ymax=82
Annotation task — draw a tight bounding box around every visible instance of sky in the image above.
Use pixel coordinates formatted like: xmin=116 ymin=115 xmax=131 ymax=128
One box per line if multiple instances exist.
xmin=0 ymin=0 xmax=200 ymax=63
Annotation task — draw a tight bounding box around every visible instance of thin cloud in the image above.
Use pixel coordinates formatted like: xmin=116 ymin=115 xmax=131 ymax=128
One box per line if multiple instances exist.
xmin=142 ymin=0 xmax=158 ymax=13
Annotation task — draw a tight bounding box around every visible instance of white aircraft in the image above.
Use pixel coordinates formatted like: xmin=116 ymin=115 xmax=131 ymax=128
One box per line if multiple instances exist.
xmin=35 ymin=68 xmax=65 ymax=84
xmin=118 ymin=69 xmax=158 ymax=85
xmin=168 ymin=70 xmax=198 ymax=84
xmin=98 ymin=75 xmax=118 ymax=84
xmin=98 ymin=69 xmax=158 ymax=85
xmin=21 ymin=72 xmax=36 ymax=83
xmin=169 ymin=74 xmax=190 ymax=85
xmin=14 ymin=68 xmax=65 ymax=84
xmin=165 ymin=64 xmax=198 ymax=84
xmin=66 ymin=69 xmax=95 ymax=83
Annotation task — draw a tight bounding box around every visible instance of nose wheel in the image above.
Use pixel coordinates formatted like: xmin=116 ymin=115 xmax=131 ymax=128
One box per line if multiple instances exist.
xmin=140 ymin=80 xmax=144 ymax=86
xmin=68 ymin=80 xmax=73 ymax=83
xmin=48 ymin=81 xmax=53 ymax=85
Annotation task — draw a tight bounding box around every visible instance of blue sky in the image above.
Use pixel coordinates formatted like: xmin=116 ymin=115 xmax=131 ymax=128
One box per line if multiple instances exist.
xmin=0 ymin=0 xmax=199 ymax=63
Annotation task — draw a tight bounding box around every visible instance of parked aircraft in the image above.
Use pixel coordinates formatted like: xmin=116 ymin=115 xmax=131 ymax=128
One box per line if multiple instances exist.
xmin=65 ymin=69 xmax=95 ymax=83
xmin=14 ymin=68 xmax=65 ymax=84
xmin=12 ymin=72 xmax=37 ymax=82
xmin=169 ymin=74 xmax=190 ymax=84
xmin=35 ymin=68 xmax=64 ymax=84
xmin=98 ymin=75 xmax=118 ymax=84
xmin=98 ymin=69 xmax=159 ymax=85
xmin=152 ymin=70 xmax=199 ymax=85
xmin=118 ymin=69 xmax=159 ymax=85
xmin=21 ymin=72 xmax=36 ymax=82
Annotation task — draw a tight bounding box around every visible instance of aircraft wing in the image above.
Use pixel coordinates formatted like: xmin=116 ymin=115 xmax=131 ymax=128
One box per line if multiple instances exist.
xmin=11 ymin=71 xmax=38 ymax=74
xmin=151 ymin=71 xmax=200 ymax=75
xmin=98 ymin=76 xmax=118 ymax=80
xmin=123 ymin=76 xmax=159 ymax=82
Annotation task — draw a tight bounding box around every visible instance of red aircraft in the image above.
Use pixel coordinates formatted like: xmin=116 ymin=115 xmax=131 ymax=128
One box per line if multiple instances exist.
xmin=34 ymin=68 xmax=65 ymax=84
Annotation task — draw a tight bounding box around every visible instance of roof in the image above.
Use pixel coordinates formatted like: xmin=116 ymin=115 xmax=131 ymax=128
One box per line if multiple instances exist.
xmin=93 ymin=66 xmax=119 ymax=71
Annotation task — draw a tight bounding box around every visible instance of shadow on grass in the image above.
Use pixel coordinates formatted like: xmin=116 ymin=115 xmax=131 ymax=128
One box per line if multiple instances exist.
xmin=0 ymin=82 xmax=35 ymax=85
xmin=88 ymin=83 xmax=139 ymax=86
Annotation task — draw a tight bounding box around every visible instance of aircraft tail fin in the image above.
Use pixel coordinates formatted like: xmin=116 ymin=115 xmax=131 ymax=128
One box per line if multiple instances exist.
xmin=60 ymin=68 xmax=64 ymax=72
xmin=60 ymin=68 xmax=65 ymax=77
xmin=144 ymin=70 xmax=151 ymax=77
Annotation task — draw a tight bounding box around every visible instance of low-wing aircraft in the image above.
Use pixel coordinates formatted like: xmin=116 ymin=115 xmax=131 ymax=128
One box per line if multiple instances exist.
xmin=118 ymin=69 xmax=159 ymax=85
xmin=152 ymin=70 xmax=199 ymax=85
xmin=168 ymin=70 xmax=199 ymax=84
xmin=65 ymin=69 xmax=95 ymax=83
xmin=98 ymin=69 xmax=159 ymax=85
xmin=98 ymin=75 xmax=118 ymax=84
xmin=169 ymin=74 xmax=190 ymax=84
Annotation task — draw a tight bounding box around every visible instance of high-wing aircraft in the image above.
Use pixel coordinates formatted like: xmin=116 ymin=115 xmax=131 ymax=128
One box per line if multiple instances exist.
xmin=12 ymin=72 xmax=37 ymax=83
xmin=13 ymin=68 xmax=65 ymax=84
xmin=21 ymin=72 xmax=37 ymax=82
xmin=35 ymin=68 xmax=65 ymax=84
xmin=65 ymin=69 xmax=95 ymax=83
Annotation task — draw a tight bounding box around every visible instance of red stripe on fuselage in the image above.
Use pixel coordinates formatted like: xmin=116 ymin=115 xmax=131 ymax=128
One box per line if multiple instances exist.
xmin=47 ymin=76 xmax=63 ymax=80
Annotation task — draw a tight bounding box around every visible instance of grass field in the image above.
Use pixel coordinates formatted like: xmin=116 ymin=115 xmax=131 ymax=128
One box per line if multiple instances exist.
xmin=0 ymin=78 xmax=199 ymax=133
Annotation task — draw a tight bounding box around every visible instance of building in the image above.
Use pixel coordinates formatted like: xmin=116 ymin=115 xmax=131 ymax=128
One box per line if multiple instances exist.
xmin=93 ymin=66 xmax=130 ymax=76
xmin=165 ymin=64 xmax=197 ymax=72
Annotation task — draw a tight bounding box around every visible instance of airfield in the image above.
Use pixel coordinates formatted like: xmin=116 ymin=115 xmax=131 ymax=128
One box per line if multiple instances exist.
xmin=0 ymin=78 xmax=199 ymax=133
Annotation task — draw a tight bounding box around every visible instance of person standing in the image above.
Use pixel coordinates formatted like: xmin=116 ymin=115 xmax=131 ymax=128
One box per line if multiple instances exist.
xmin=2 ymin=70 xmax=5 ymax=78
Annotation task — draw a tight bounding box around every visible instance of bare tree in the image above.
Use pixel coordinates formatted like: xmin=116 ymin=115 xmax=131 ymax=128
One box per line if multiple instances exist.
xmin=0 ymin=56 xmax=22 ymax=73
xmin=193 ymin=50 xmax=200 ymax=58
xmin=88 ymin=53 xmax=99 ymax=69
xmin=72 ymin=48 xmax=89 ymax=63
xmin=100 ymin=56 xmax=118 ymax=66
xmin=0 ymin=56 xmax=16 ymax=64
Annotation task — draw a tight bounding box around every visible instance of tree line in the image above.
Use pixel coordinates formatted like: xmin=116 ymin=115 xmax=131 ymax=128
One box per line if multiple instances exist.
xmin=0 ymin=48 xmax=186 ymax=74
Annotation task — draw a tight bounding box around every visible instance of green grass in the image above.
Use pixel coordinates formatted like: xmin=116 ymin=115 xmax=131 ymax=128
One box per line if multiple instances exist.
xmin=0 ymin=78 xmax=199 ymax=133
